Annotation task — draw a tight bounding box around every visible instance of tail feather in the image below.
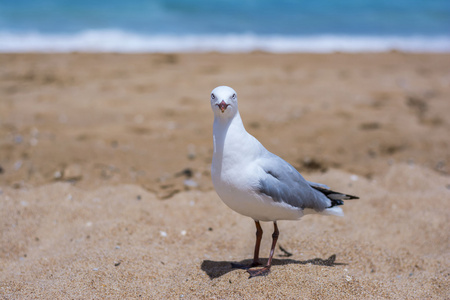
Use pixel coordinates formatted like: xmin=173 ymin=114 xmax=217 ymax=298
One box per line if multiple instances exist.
xmin=322 ymin=206 xmax=344 ymax=217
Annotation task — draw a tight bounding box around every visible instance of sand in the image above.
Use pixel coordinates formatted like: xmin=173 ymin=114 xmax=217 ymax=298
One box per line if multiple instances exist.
xmin=0 ymin=52 xmax=449 ymax=299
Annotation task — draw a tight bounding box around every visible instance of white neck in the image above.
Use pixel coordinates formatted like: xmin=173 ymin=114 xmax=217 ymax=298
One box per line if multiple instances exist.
xmin=213 ymin=111 xmax=244 ymax=151
xmin=212 ymin=112 xmax=262 ymax=175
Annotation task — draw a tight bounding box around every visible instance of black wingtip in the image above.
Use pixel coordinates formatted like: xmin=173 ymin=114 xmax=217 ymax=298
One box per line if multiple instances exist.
xmin=329 ymin=199 xmax=344 ymax=207
xmin=310 ymin=185 xmax=360 ymax=201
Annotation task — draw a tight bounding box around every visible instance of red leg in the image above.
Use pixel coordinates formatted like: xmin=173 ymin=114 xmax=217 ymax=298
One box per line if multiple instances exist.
xmin=252 ymin=220 xmax=263 ymax=266
xmin=231 ymin=220 xmax=263 ymax=269
xmin=248 ymin=221 xmax=279 ymax=278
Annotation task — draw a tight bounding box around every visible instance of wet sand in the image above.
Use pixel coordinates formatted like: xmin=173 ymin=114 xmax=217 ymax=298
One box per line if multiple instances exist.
xmin=0 ymin=53 xmax=449 ymax=298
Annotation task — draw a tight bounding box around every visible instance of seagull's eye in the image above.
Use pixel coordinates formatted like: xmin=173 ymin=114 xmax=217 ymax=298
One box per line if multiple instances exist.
xmin=211 ymin=93 xmax=215 ymax=100
xmin=232 ymin=93 xmax=236 ymax=99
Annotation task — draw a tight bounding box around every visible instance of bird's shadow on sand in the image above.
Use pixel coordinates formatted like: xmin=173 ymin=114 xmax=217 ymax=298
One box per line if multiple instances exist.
xmin=201 ymin=254 xmax=345 ymax=279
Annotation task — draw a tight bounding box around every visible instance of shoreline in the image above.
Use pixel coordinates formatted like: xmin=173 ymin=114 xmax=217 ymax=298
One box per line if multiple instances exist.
xmin=1 ymin=31 xmax=450 ymax=53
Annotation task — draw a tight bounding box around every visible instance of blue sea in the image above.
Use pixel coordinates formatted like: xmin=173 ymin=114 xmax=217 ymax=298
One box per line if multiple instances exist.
xmin=1 ymin=0 xmax=449 ymax=52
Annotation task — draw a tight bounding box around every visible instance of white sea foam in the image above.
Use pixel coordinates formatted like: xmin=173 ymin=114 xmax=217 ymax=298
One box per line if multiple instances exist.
xmin=1 ymin=30 xmax=450 ymax=53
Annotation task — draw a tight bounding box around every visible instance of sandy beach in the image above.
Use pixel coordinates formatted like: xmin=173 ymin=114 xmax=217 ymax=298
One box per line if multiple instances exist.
xmin=0 ymin=52 xmax=449 ymax=299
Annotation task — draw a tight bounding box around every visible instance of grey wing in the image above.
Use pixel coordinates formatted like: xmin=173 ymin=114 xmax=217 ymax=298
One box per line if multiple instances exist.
xmin=257 ymin=153 xmax=332 ymax=212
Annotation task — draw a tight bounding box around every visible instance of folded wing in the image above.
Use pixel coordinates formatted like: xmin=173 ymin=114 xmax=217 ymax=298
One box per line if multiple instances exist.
xmin=257 ymin=153 xmax=358 ymax=212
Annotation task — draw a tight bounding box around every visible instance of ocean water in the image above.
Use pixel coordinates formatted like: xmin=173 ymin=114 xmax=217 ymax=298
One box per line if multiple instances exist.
xmin=1 ymin=0 xmax=449 ymax=52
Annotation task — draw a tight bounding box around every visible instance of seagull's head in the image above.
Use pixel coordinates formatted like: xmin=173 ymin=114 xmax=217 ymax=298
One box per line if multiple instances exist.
xmin=210 ymin=86 xmax=238 ymax=117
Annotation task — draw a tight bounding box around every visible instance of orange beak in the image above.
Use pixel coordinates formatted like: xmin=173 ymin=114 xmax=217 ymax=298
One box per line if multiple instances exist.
xmin=218 ymin=100 xmax=229 ymax=113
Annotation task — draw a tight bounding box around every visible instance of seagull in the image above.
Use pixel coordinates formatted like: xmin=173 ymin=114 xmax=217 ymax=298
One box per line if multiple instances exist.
xmin=210 ymin=86 xmax=359 ymax=278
